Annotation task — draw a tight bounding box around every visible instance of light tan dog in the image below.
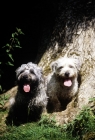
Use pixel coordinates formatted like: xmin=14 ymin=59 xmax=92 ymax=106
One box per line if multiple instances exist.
xmin=46 ymin=56 xmax=81 ymax=113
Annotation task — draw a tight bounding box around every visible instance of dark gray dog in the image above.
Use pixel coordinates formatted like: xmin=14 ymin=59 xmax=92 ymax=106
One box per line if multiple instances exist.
xmin=6 ymin=62 xmax=48 ymax=126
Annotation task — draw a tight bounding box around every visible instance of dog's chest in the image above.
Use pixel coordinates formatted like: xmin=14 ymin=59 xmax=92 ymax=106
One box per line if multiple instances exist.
xmin=56 ymin=87 xmax=72 ymax=98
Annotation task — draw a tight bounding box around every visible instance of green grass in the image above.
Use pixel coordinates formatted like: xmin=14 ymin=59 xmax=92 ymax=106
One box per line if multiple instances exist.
xmin=0 ymin=114 xmax=79 ymax=140
xmin=0 ymin=94 xmax=10 ymax=108
xmin=0 ymin=108 xmax=95 ymax=140
xmin=0 ymin=121 xmax=69 ymax=140
xmin=0 ymin=96 xmax=95 ymax=140
xmin=66 ymin=107 xmax=95 ymax=139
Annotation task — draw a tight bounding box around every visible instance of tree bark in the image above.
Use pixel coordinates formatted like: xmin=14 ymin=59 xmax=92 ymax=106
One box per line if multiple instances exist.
xmin=37 ymin=0 xmax=95 ymax=124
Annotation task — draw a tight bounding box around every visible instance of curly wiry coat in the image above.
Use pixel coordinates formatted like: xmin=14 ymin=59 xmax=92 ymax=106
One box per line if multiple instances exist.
xmin=46 ymin=57 xmax=81 ymax=113
xmin=6 ymin=62 xmax=48 ymax=126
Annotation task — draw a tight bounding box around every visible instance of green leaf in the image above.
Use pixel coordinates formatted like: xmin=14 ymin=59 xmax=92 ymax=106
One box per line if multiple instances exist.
xmin=15 ymin=45 xmax=22 ymax=48
xmin=16 ymin=28 xmax=21 ymax=32
xmin=6 ymin=49 xmax=10 ymax=53
xmin=16 ymin=27 xmax=24 ymax=35
xmin=20 ymin=31 xmax=24 ymax=35
xmin=0 ymin=85 xmax=2 ymax=91
xmin=89 ymin=97 xmax=95 ymax=102
xmin=2 ymin=45 xmax=6 ymax=48
xmin=6 ymin=44 xmax=10 ymax=47
xmin=0 ymin=100 xmax=4 ymax=106
xmin=6 ymin=61 xmax=14 ymax=66
xmin=15 ymin=32 xmax=18 ymax=36
xmin=15 ymin=38 xmax=18 ymax=41
xmin=17 ymin=40 xmax=20 ymax=45
xmin=8 ymin=54 xmax=14 ymax=62
xmin=12 ymin=33 xmax=15 ymax=38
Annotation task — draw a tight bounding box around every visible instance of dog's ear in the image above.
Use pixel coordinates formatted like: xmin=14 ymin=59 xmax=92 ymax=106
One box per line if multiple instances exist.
xmin=73 ymin=58 xmax=82 ymax=72
xmin=15 ymin=67 xmax=21 ymax=78
xmin=38 ymin=67 xmax=43 ymax=74
xmin=15 ymin=67 xmax=20 ymax=75
xmin=50 ymin=61 xmax=58 ymax=72
xmin=15 ymin=67 xmax=20 ymax=73
xmin=15 ymin=64 xmax=25 ymax=77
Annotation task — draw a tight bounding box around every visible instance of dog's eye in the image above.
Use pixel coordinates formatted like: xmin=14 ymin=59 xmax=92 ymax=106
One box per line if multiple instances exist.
xmin=30 ymin=69 xmax=34 ymax=73
xmin=19 ymin=69 xmax=25 ymax=75
xmin=58 ymin=66 xmax=63 ymax=70
xmin=69 ymin=65 xmax=74 ymax=68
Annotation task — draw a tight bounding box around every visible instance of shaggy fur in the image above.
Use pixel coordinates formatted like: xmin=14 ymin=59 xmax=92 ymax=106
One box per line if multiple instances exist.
xmin=46 ymin=57 xmax=81 ymax=113
xmin=6 ymin=62 xmax=48 ymax=126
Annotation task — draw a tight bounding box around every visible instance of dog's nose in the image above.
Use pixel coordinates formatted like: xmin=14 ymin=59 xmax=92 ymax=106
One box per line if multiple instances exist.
xmin=65 ymin=72 xmax=70 ymax=77
xmin=22 ymin=74 xmax=28 ymax=79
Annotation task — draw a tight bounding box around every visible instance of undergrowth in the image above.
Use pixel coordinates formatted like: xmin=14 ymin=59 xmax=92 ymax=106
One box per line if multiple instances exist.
xmin=0 ymin=94 xmax=10 ymax=109
xmin=0 ymin=121 xmax=67 ymax=140
xmin=0 ymin=106 xmax=95 ymax=140
xmin=66 ymin=107 xmax=95 ymax=139
xmin=0 ymin=28 xmax=24 ymax=92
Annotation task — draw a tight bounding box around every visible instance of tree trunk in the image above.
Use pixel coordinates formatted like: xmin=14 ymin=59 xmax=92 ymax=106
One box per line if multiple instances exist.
xmin=37 ymin=0 xmax=95 ymax=124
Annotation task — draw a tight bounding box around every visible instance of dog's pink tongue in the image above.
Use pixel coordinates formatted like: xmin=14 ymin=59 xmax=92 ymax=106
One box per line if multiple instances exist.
xmin=23 ymin=84 xmax=30 ymax=92
xmin=64 ymin=79 xmax=72 ymax=87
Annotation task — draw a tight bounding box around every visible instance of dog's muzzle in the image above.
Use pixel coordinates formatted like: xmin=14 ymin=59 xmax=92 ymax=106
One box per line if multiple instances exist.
xmin=63 ymin=72 xmax=72 ymax=87
xmin=23 ymin=84 xmax=30 ymax=92
xmin=18 ymin=73 xmax=38 ymax=93
xmin=20 ymin=76 xmax=31 ymax=93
